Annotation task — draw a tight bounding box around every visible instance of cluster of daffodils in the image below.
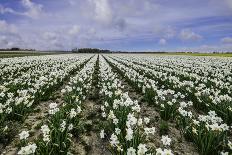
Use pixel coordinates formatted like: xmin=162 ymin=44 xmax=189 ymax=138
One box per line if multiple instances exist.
xmin=62 ymin=56 xmax=95 ymax=104
xmin=198 ymin=111 xmax=229 ymax=131
xmin=112 ymin=54 xmax=232 ymax=117
xmin=19 ymin=130 xmax=30 ymax=140
xmin=98 ymin=55 xmax=174 ymax=155
xmin=17 ymin=130 xmax=37 ymax=155
xmin=181 ymin=110 xmax=231 ymax=154
xmin=155 ymin=135 xmax=173 ymax=155
xmin=114 ymin=55 xmax=232 ymax=125
xmin=106 ymin=56 xmax=192 ymax=122
xmin=18 ymin=143 xmax=37 ymax=155
xmin=0 ymin=54 xmax=92 ymax=142
xmin=16 ymin=56 xmax=97 ymax=155
xmin=2 ymin=53 xmax=232 ymax=155
xmin=104 ymin=54 xmax=232 ymax=154
xmin=48 ymin=102 xmax=59 ymax=115
xmin=41 ymin=125 xmax=50 ymax=142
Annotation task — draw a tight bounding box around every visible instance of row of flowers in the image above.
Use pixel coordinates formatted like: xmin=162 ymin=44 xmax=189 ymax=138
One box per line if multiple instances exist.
xmin=16 ymin=55 xmax=97 ymax=155
xmin=111 ymin=55 xmax=232 ymax=125
xmin=120 ymin=55 xmax=232 ymax=85
xmin=0 ymin=55 xmax=91 ymax=124
xmin=1 ymin=53 xmax=231 ymax=154
xmin=0 ymin=54 xmax=93 ymax=152
xmin=110 ymin=55 xmax=232 ymax=128
xmin=98 ymin=55 xmax=174 ymax=155
xmin=104 ymin=55 xmax=231 ymax=155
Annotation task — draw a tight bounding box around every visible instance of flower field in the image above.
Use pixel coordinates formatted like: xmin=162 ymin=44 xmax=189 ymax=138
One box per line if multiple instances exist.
xmin=0 ymin=54 xmax=231 ymax=155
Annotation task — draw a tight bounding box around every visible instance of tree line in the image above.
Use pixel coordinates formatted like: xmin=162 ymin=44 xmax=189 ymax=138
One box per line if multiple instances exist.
xmin=72 ymin=48 xmax=111 ymax=53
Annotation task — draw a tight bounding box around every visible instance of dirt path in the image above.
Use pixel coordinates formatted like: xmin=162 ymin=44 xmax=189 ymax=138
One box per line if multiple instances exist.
xmin=70 ymin=55 xmax=111 ymax=155
xmin=71 ymin=99 xmax=109 ymax=155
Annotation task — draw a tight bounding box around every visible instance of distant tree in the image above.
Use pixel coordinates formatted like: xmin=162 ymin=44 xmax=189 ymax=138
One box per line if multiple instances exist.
xmin=72 ymin=48 xmax=112 ymax=53
xmin=11 ymin=47 xmax=20 ymax=51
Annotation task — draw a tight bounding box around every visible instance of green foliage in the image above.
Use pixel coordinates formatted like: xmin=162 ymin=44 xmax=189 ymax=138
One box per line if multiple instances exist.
xmin=159 ymin=120 xmax=169 ymax=136
xmin=159 ymin=101 xmax=178 ymax=121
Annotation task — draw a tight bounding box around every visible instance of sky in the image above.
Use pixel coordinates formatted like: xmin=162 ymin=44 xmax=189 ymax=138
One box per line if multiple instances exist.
xmin=0 ymin=0 xmax=232 ymax=52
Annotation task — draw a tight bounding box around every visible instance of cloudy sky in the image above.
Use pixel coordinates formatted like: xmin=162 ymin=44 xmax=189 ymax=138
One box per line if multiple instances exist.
xmin=0 ymin=0 xmax=232 ymax=52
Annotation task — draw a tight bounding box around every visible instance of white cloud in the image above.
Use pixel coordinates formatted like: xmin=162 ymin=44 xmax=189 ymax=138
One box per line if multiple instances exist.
xmin=41 ymin=31 xmax=66 ymax=49
xmin=92 ymin=0 xmax=112 ymax=24
xmin=0 ymin=0 xmax=231 ymax=51
xmin=0 ymin=36 xmax=14 ymax=48
xmin=179 ymin=29 xmax=202 ymax=41
xmin=158 ymin=38 xmax=166 ymax=45
xmin=68 ymin=25 xmax=81 ymax=36
xmin=0 ymin=20 xmax=17 ymax=34
xmin=0 ymin=4 xmax=15 ymax=14
xmin=42 ymin=32 xmax=58 ymax=41
xmin=89 ymin=0 xmax=127 ymax=31
xmin=0 ymin=1 xmax=43 ymax=19
xmin=0 ymin=35 xmax=25 ymax=49
xmin=21 ymin=0 xmax=43 ymax=19
xmin=221 ymin=37 xmax=232 ymax=44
